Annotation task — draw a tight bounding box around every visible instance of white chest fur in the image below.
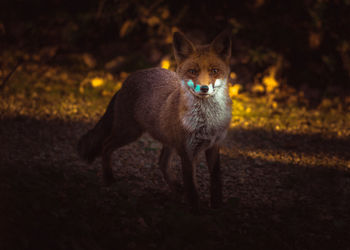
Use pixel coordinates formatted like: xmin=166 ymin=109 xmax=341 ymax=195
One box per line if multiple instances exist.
xmin=181 ymin=85 xmax=231 ymax=156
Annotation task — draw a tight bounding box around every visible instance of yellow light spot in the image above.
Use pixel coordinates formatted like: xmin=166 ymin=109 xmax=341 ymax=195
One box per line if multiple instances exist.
xmin=114 ymin=81 xmax=122 ymax=92
xmin=230 ymin=72 xmax=237 ymax=79
xmin=246 ymin=107 xmax=251 ymax=113
xmin=229 ymin=84 xmax=241 ymax=97
xmin=272 ymin=101 xmax=278 ymax=109
xmin=161 ymin=59 xmax=170 ymax=69
xmin=252 ymin=84 xmax=264 ymax=93
xmin=91 ymin=77 xmax=104 ymax=88
xmin=262 ymin=66 xmax=279 ymax=92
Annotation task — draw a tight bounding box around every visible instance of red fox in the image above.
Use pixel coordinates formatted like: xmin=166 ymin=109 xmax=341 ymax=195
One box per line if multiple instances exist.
xmin=78 ymin=31 xmax=232 ymax=212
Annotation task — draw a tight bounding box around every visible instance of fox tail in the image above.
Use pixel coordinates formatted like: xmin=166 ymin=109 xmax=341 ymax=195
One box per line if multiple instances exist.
xmin=77 ymin=95 xmax=116 ymax=163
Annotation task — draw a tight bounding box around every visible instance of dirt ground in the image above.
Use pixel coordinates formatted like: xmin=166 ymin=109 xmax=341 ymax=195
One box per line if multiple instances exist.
xmin=1 ymin=88 xmax=349 ymax=250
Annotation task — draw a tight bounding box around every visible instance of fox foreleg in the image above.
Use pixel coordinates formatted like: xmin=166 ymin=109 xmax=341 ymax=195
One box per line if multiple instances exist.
xmin=179 ymin=150 xmax=200 ymax=213
xmin=205 ymin=144 xmax=223 ymax=208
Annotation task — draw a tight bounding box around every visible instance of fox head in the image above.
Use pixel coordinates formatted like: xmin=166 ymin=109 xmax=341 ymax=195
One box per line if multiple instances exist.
xmin=173 ymin=30 xmax=231 ymax=98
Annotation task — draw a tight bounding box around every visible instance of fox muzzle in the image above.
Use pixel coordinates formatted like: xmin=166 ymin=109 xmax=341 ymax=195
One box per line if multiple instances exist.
xmin=181 ymin=79 xmax=224 ymax=96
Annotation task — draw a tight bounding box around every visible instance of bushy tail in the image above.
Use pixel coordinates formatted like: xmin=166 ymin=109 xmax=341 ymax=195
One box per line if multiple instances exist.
xmin=77 ymin=95 xmax=116 ymax=163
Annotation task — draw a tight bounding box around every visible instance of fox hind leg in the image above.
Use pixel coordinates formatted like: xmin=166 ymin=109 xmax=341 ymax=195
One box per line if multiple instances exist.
xmin=159 ymin=146 xmax=183 ymax=194
xmin=101 ymin=128 xmax=142 ymax=185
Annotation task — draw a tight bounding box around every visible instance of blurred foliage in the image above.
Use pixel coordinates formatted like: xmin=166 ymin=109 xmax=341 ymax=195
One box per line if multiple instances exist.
xmin=1 ymin=0 xmax=350 ymax=108
xmin=0 ymin=49 xmax=348 ymax=137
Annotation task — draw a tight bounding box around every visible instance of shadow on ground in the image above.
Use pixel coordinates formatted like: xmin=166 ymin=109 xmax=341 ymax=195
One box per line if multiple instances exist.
xmin=0 ymin=115 xmax=349 ymax=250
xmin=227 ymin=127 xmax=350 ymax=161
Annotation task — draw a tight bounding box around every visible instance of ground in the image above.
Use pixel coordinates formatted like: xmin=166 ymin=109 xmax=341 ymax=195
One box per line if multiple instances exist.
xmin=0 ymin=58 xmax=350 ymax=250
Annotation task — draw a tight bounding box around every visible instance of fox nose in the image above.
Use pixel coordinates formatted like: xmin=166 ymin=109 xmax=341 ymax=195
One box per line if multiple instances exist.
xmin=200 ymin=85 xmax=209 ymax=93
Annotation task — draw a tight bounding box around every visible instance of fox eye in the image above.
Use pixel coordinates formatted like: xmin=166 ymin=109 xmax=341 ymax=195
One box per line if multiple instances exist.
xmin=188 ymin=69 xmax=198 ymax=75
xmin=210 ymin=68 xmax=219 ymax=74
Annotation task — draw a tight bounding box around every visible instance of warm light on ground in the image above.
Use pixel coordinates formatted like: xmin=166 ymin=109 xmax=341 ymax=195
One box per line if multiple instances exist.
xmin=160 ymin=59 xmax=170 ymax=69
xmin=229 ymin=84 xmax=242 ymax=97
xmin=221 ymin=147 xmax=346 ymax=169
xmin=114 ymin=81 xmax=123 ymax=92
xmin=263 ymin=66 xmax=279 ymax=92
xmin=91 ymin=77 xmax=104 ymax=88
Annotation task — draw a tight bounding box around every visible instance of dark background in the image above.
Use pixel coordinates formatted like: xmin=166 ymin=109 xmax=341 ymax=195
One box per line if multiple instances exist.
xmin=1 ymin=0 xmax=350 ymax=100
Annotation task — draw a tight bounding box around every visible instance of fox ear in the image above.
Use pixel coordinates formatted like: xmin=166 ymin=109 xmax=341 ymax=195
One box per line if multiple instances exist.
xmin=173 ymin=31 xmax=195 ymax=63
xmin=210 ymin=30 xmax=232 ymax=61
